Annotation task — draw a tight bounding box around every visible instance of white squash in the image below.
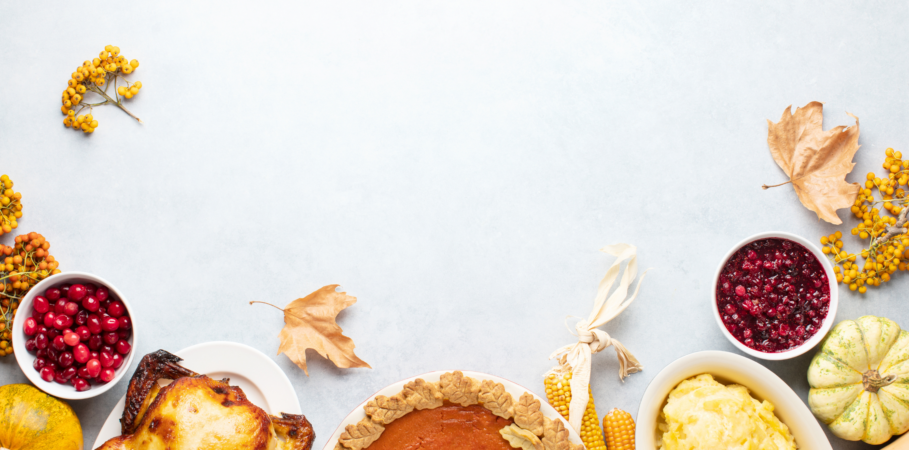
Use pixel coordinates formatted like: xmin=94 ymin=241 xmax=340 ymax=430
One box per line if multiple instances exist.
xmin=808 ymin=316 xmax=909 ymax=445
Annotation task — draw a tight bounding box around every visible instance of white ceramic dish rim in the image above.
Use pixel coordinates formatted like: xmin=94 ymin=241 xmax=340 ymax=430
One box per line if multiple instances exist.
xmin=322 ymin=370 xmax=582 ymax=450
xmin=711 ymin=231 xmax=839 ymax=361
xmin=91 ymin=340 xmax=301 ymax=448
xmin=636 ymin=350 xmax=831 ymax=450
xmin=12 ymin=271 xmax=137 ymax=400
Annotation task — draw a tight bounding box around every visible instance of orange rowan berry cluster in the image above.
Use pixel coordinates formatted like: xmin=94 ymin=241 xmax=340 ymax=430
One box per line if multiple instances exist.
xmin=822 ymin=147 xmax=909 ymax=294
xmin=61 ymin=45 xmax=143 ymax=133
xmin=0 ymin=175 xmax=22 ymax=236
xmin=0 ymin=232 xmax=61 ymax=356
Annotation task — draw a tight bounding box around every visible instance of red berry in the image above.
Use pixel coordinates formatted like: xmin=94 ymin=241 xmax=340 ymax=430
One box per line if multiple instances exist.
xmin=43 ymin=311 xmax=56 ymax=328
xmin=117 ymin=329 xmax=131 ymax=340
xmin=100 ymin=352 xmax=114 ymax=368
xmin=73 ymin=377 xmax=90 ymax=392
xmin=52 ymin=335 xmax=66 ymax=351
xmin=99 ymin=368 xmax=116 ymax=383
xmin=74 ymin=309 xmax=88 ymax=326
xmin=33 ymin=356 xmax=46 ymax=371
xmin=45 ymin=287 xmax=61 ymax=301
xmin=116 ymin=340 xmax=131 ymax=355
xmin=87 ymin=334 xmax=102 ymax=350
xmin=84 ymin=283 xmax=97 ymax=296
xmin=82 ymin=296 xmax=100 ymax=312
xmin=103 ymin=332 xmax=119 ymax=345
xmin=77 ymin=366 xmax=91 ymax=379
xmin=95 ymin=286 xmax=109 ymax=302
xmin=111 ymin=353 xmax=123 ymax=369
xmin=63 ymin=302 xmax=79 ymax=316
xmin=63 ymin=332 xmax=80 ymax=346
xmin=73 ymin=343 xmax=90 ymax=363
xmin=101 ymin=316 xmax=119 ymax=332
xmin=25 ymin=338 xmax=37 ymax=352
xmin=54 ymin=299 xmax=66 ymax=314
xmin=85 ymin=359 xmax=101 ymax=378
xmin=86 ymin=315 xmax=102 ymax=334
xmin=59 ymin=366 xmax=76 ymax=381
xmin=33 ymin=296 xmax=50 ymax=313
xmin=40 ymin=366 xmax=55 ymax=382
xmin=118 ymin=316 xmax=132 ymax=331
xmin=67 ymin=284 xmax=87 ymax=301
xmin=58 ymin=351 xmax=74 ymax=368
xmin=76 ymin=326 xmax=91 ymax=341
xmin=53 ymin=314 xmax=72 ymax=330
xmin=35 ymin=333 xmax=48 ymax=350
xmin=107 ymin=301 xmax=125 ymax=318
xmin=23 ymin=317 xmax=37 ymax=336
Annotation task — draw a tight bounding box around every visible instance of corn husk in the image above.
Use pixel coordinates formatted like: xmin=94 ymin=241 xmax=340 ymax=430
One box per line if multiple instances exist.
xmin=547 ymin=243 xmax=646 ymax=432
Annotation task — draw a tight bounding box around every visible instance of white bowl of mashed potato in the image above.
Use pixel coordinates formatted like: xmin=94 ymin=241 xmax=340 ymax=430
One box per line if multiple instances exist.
xmin=636 ymin=351 xmax=831 ymax=450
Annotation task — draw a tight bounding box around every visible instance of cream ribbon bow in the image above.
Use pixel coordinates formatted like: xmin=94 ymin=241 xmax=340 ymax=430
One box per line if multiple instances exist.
xmin=548 ymin=244 xmax=647 ymax=432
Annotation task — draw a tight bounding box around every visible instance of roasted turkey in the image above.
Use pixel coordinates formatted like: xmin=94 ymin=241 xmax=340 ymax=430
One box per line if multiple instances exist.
xmin=95 ymin=350 xmax=314 ymax=450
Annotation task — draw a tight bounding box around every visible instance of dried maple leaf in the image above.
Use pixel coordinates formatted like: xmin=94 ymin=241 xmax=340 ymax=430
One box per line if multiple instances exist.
xmin=764 ymin=101 xmax=861 ymax=224
xmin=251 ymin=284 xmax=371 ymax=375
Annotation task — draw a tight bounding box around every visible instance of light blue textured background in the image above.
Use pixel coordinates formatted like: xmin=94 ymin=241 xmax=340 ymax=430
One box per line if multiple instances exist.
xmin=1 ymin=1 xmax=907 ymax=449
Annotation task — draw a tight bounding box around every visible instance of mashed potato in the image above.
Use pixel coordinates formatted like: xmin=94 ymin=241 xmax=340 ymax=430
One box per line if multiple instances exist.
xmin=657 ymin=374 xmax=797 ymax=450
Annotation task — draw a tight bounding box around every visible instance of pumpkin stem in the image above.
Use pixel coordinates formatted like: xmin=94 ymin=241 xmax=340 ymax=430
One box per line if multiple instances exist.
xmin=863 ymin=370 xmax=897 ymax=393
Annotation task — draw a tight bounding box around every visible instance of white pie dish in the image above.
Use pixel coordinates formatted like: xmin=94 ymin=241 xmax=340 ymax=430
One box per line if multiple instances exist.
xmin=12 ymin=271 xmax=137 ymax=400
xmin=636 ymin=350 xmax=831 ymax=449
xmin=91 ymin=341 xmax=301 ymax=448
xmin=323 ymin=370 xmax=582 ymax=449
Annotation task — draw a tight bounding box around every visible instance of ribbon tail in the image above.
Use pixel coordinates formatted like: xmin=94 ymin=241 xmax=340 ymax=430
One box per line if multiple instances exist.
xmin=612 ymin=339 xmax=643 ymax=381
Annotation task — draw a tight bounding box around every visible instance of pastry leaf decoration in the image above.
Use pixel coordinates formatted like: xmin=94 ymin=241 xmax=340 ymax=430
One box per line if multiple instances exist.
xmin=764 ymin=101 xmax=861 ymax=224
xmin=500 ymin=424 xmax=544 ymax=450
xmin=514 ymin=392 xmax=545 ymax=436
xmin=251 ymin=284 xmax=371 ymax=376
xmin=339 ymin=418 xmax=384 ymax=450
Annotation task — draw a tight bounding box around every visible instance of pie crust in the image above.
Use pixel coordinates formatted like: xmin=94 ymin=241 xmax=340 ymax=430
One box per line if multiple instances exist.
xmin=334 ymin=371 xmax=581 ymax=450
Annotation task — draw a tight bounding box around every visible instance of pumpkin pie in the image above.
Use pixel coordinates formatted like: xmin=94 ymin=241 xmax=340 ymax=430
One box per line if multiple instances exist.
xmin=335 ymin=371 xmax=582 ymax=450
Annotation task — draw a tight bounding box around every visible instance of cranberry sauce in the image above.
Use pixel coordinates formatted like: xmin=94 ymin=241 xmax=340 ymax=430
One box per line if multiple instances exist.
xmin=716 ymin=238 xmax=830 ymax=353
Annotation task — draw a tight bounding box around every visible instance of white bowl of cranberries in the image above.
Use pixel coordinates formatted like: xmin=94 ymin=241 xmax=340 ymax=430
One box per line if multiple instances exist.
xmin=12 ymin=272 xmax=137 ymax=400
xmin=713 ymin=232 xmax=838 ymax=360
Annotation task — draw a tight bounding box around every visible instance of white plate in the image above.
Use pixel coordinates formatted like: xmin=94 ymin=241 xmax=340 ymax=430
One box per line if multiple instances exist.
xmin=92 ymin=341 xmax=301 ymax=448
xmin=323 ymin=370 xmax=582 ymax=449
xmin=636 ymin=351 xmax=831 ymax=450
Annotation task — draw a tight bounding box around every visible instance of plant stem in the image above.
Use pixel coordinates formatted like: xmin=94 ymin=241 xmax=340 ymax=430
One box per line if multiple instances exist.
xmin=89 ymin=85 xmax=142 ymax=123
xmin=762 ymin=180 xmax=792 ymax=190
xmin=249 ymin=301 xmax=285 ymax=312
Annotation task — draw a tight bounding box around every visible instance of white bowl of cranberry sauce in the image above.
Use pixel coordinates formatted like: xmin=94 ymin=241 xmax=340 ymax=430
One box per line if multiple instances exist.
xmin=12 ymin=272 xmax=137 ymax=400
xmin=712 ymin=232 xmax=838 ymax=360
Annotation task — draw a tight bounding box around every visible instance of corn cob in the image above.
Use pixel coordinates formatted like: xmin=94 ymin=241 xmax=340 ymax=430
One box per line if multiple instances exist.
xmin=603 ymin=408 xmax=635 ymax=450
xmin=544 ymin=371 xmax=606 ymax=450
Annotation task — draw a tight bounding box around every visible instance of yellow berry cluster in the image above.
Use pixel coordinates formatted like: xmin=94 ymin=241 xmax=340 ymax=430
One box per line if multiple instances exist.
xmin=0 ymin=232 xmax=61 ymax=356
xmin=0 ymin=175 xmax=22 ymax=236
xmin=544 ymin=371 xmax=607 ymax=450
xmin=61 ymin=45 xmax=143 ymax=133
xmin=822 ymin=147 xmax=909 ymax=294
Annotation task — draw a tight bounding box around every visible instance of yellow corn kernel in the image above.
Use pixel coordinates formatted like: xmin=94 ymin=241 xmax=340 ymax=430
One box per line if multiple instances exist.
xmin=545 ymin=371 xmax=607 ymax=450
xmin=603 ymin=408 xmax=635 ymax=450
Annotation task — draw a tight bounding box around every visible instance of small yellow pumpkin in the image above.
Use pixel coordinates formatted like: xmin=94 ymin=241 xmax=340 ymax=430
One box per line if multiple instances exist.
xmin=808 ymin=316 xmax=909 ymax=445
xmin=0 ymin=384 xmax=82 ymax=450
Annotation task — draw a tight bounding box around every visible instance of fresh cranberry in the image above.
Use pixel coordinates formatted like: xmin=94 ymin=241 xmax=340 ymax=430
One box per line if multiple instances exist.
xmin=23 ymin=317 xmax=37 ymax=336
xmin=58 ymin=351 xmax=74 ymax=368
xmin=103 ymin=332 xmax=119 ymax=345
xmin=100 ymin=352 xmax=114 ymax=368
xmin=35 ymin=333 xmax=48 ymax=350
xmin=59 ymin=366 xmax=76 ymax=381
xmin=84 ymin=283 xmax=97 ymax=296
xmin=40 ymin=366 xmax=55 ymax=382
xmin=52 ymin=335 xmax=66 ymax=351
xmin=111 ymin=353 xmax=124 ymax=369
xmin=74 ymin=309 xmax=88 ymax=326
xmin=95 ymin=286 xmax=109 ymax=302
xmin=53 ymin=314 xmax=72 ymax=330
xmin=77 ymin=366 xmax=92 ymax=379
xmin=45 ymin=287 xmax=61 ymax=301
xmin=53 ymin=299 xmax=66 ymax=315
xmin=63 ymin=301 xmax=79 ymax=316
xmin=43 ymin=311 xmax=56 ymax=328
xmin=46 ymin=328 xmax=60 ymax=341
xmin=100 ymin=344 xmax=114 ymax=355
xmin=86 ymin=315 xmax=102 ymax=334
xmin=85 ymin=359 xmax=101 ymax=378
xmin=67 ymin=284 xmax=87 ymax=301
xmin=33 ymin=357 xmax=46 ymax=371
xmin=75 ymin=326 xmax=90 ymax=341
xmin=116 ymin=340 xmax=131 ymax=355
xmin=73 ymin=377 xmax=90 ymax=392
xmin=25 ymin=338 xmax=37 ymax=352
xmin=59 ymin=284 xmax=70 ymax=297
xmin=33 ymin=295 xmax=50 ymax=313
xmin=88 ymin=334 xmax=102 ymax=350
xmin=118 ymin=316 xmax=132 ymax=330
xmin=99 ymin=368 xmax=116 ymax=383
xmin=82 ymin=296 xmax=99 ymax=312
xmin=107 ymin=301 xmax=125 ymax=318
xmin=101 ymin=316 xmax=119 ymax=332
xmin=117 ymin=329 xmax=132 ymax=340
xmin=73 ymin=343 xmax=90 ymax=363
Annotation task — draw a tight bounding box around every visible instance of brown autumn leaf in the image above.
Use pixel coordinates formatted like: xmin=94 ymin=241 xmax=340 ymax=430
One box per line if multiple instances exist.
xmin=251 ymin=284 xmax=371 ymax=375
xmin=764 ymin=101 xmax=861 ymax=224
